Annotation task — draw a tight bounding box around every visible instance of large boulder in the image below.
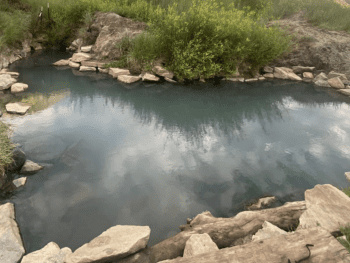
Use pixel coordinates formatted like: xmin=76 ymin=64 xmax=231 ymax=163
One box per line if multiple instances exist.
xmin=65 ymin=225 xmax=151 ymax=263
xmin=296 ymin=184 xmax=350 ymax=236
xmin=0 ymin=203 xmax=25 ymax=263
xmin=89 ymin=12 xmax=149 ymax=60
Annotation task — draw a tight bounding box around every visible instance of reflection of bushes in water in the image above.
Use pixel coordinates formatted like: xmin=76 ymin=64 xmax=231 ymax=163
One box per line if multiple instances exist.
xmin=0 ymin=90 xmax=70 ymax=116
xmin=20 ymin=90 xmax=70 ymax=114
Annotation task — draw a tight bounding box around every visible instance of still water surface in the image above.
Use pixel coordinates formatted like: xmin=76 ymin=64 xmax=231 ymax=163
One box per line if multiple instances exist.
xmin=2 ymin=49 xmax=350 ymax=254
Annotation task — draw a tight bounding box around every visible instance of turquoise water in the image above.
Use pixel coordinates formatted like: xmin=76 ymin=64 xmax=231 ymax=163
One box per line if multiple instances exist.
xmin=2 ymin=49 xmax=350 ymax=254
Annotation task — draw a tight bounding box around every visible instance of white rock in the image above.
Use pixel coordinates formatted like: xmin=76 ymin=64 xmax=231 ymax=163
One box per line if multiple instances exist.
xmin=20 ymin=242 xmax=72 ymax=263
xmin=245 ymin=78 xmax=258 ymax=82
xmin=11 ymin=83 xmax=28 ymax=93
xmin=0 ymin=74 xmax=17 ymax=90
xmin=0 ymin=71 xmax=19 ymax=77
xmin=252 ymin=221 xmax=288 ymax=242
xmin=53 ymin=59 xmax=70 ymax=66
xmin=303 ymin=72 xmax=314 ymax=78
xmin=81 ymin=45 xmax=92 ymax=53
xmin=142 ymin=73 xmax=159 ymax=82
xmin=296 ymin=184 xmax=350 ymax=233
xmin=98 ymin=68 xmax=109 ymax=74
xmin=183 ymin=233 xmax=219 ymax=258
xmin=65 ymin=225 xmax=151 ymax=263
xmin=79 ymin=66 xmax=96 ymax=72
xmin=5 ymin=102 xmax=31 ymax=115
xmin=118 ymin=75 xmax=141 ymax=83
xmin=0 ymin=203 xmax=25 ymax=263
xmin=20 ymin=160 xmax=44 ymax=174
xmin=328 ymin=77 xmax=345 ymax=89
xmin=109 ymin=68 xmax=130 ymax=78
xmin=69 ymin=61 xmax=80 ymax=68
xmin=12 ymin=177 xmax=27 ymax=189
xmin=71 ymin=52 xmax=92 ymax=63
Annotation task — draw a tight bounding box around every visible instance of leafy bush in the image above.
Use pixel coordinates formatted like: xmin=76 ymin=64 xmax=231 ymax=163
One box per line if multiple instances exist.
xmin=0 ymin=10 xmax=31 ymax=51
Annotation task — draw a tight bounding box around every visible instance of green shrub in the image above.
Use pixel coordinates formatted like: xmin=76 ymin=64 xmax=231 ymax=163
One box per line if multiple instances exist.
xmin=0 ymin=9 xmax=31 ymax=51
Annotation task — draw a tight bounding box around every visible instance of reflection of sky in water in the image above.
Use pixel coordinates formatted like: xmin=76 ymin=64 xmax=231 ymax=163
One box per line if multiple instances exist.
xmin=4 ymin=50 xmax=350 ymax=254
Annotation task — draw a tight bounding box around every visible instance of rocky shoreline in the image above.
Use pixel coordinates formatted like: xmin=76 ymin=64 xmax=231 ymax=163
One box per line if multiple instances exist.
xmin=1 ymin=7 xmax=350 ymax=263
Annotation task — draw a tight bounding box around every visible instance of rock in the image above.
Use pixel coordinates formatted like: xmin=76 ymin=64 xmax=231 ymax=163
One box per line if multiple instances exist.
xmin=303 ymin=72 xmax=313 ymax=78
xmin=52 ymin=59 xmax=70 ymax=66
xmin=165 ymin=77 xmax=177 ymax=83
xmin=251 ymin=221 xmax=288 ymax=242
xmin=315 ymin=79 xmax=332 ymax=87
xmin=109 ymin=68 xmax=130 ymax=78
xmin=274 ymin=67 xmax=302 ymax=81
xmin=263 ymin=65 xmax=273 ymax=73
xmin=292 ymin=66 xmax=315 ymax=74
xmin=11 ymin=83 xmax=29 ymax=93
xmin=328 ymin=71 xmax=348 ymax=83
xmin=0 ymin=71 xmax=19 ymax=78
xmin=5 ymin=102 xmax=31 ymax=115
xmin=245 ymin=78 xmax=258 ymax=82
xmin=68 ymin=61 xmax=80 ymax=68
xmin=0 ymin=109 xmax=2 ymax=117
xmin=345 ymin=172 xmax=350 ymax=182
xmin=68 ymin=38 xmax=83 ymax=52
xmin=296 ymin=184 xmax=350 ymax=236
xmin=71 ymin=52 xmax=92 ymax=63
xmin=247 ymin=196 xmax=277 ymax=211
xmin=0 ymin=203 xmax=25 ymax=263
xmin=263 ymin=73 xmax=274 ymax=78
xmin=65 ymin=225 xmax=151 ymax=263
xmin=183 ymin=233 xmax=219 ymax=258
xmin=312 ymin=72 xmax=328 ymax=82
xmin=81 ymin=45 xmax=92 ymax=53
xmin=20 ymin=160 xmax=44 ymax=174
xmin=0 ymin=74 xmax=17 ymax=90
xmin=12 ymin=177 xmax=27 ymax=189
xmin=340 ymin=89 xmax=350 ymax=95
xmin=157 ymin=226 xmax=350 ymax=263
xmin=148 ymin=201 xmax=307 ymax=262
xmin=142 ymin=73 xmax=159 ymax=82
xmin=328 ymin=77 xmax=345 ymax=89
xmin=79 ymin=66 xmax=96 ymax=72
xmin=20 ymin=242 xmax=72 ymax=263
xmin=90 ymin=12 xmax=149 ymax=60
xmin=4 ymin=147 xmax=26 ymax=174
xmin=98 ymin=67 xmax=109 ymax=74
xmin=81 ymin=60 xmax=107 ymax=68
xmin=118 ymin=75 xmax=142 ymax=83
xmin=152 ymin=65 xmax=174 ymax=79
xmin=265 ymin=10 xmax=350 ymax=81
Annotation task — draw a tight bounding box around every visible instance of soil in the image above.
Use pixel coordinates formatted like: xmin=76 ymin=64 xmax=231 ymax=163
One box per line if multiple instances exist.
xmin=263 ymin=9 xmax=350 ymax=79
